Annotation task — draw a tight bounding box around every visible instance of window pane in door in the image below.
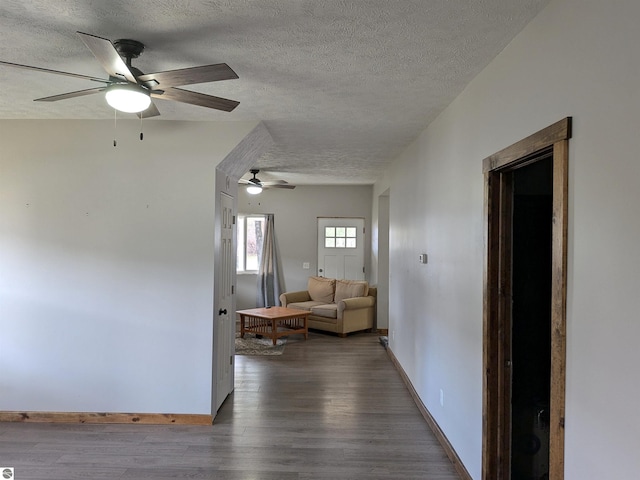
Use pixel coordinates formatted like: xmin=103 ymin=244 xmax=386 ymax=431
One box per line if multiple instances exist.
xmin=323 ymin=224 xmax=358 ymax=249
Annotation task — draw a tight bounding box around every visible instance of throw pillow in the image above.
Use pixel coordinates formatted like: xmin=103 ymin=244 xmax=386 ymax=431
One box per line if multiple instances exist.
xmin=334 ymin=279 xmax=368 ymax=304
xmin=307 ymin=276 xmax=336 ymax=303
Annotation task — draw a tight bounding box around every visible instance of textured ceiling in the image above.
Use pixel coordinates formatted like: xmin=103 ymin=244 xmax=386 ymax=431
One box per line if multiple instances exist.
xmin=0 ymin=0 xmax=548 ymax=185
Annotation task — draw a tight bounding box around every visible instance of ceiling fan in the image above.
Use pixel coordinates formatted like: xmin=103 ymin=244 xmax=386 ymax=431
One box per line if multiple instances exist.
xmin=239 ymin=169 xmax=296 ymax=194
xmin=0 ymin=31 xmax=239 ymax=117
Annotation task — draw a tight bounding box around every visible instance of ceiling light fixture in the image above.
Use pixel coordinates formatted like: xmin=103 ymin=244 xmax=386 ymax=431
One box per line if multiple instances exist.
xmin=245 ymin=169 xmax=263 ymax=194
xmin=105 ymin=83 xmax=151 ymax=113
xmin=246 ymin=184 xmax=263 ymax=195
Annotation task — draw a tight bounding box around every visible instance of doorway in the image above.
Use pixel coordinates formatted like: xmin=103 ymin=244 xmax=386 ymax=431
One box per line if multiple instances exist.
xmin=483 ymin=118 xmax=571 ymax=480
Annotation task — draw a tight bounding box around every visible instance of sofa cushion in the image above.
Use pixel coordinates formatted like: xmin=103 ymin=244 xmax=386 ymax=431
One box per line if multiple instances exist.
xmin=334 ymin=279 xmax=369 ymax=304
xmin=288 ymin=301 xmax=326 ymax=312
xmin=307 ymin=276 xmax=336 ymax=303
xmin=310 ymin=303 xmax=338 ymax=319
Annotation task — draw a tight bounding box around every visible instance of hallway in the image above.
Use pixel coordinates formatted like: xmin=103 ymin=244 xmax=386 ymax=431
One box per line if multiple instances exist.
xmin=0 ymin=332 xmax=462 ymax=479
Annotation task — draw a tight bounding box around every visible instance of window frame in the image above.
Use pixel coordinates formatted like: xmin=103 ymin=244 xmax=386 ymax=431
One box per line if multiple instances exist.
xmin=236 ymin=214 xmax=266 ymax=274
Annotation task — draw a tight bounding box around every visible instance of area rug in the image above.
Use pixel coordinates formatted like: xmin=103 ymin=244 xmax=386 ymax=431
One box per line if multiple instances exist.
xmin=235 ymin=332 xmax=287 ymax=356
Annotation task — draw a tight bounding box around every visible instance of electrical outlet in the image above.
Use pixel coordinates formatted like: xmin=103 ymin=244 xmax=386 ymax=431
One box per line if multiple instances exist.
xmin=303 ymin=262 xmax=310 ymax=269
xmin=440 ymin=389 xmax=444 ymax=407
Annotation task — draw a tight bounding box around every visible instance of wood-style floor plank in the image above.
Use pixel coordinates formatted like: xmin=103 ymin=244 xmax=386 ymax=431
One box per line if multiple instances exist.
xmin=0 ymin=332 xmax=461 ymax=479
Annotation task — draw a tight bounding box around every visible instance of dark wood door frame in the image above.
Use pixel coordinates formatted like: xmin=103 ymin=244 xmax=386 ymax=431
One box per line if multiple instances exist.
xmin=482 ymin=118 xmax=571 ymax=480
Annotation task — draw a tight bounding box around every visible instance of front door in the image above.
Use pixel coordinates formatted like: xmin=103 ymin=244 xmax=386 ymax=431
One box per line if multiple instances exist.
xmin=317 ymin=217 xmax=365 ymax=280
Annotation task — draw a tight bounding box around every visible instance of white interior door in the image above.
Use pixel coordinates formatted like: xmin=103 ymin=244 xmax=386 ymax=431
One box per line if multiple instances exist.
xmin=215 ymin=193 xmax=234 ymax=411
xmin=317 ymin=217 xmax=365 ymax=280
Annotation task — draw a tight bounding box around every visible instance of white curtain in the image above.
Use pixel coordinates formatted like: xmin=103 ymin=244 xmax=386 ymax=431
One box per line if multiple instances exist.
xmin=256 ymin=214 xmax=284 ymax=307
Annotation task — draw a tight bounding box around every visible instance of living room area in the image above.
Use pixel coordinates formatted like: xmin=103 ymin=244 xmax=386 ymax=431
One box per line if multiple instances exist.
xmin=234 ymin=181 xmax=381 ymax=349
xmin=235 ymin=183 xmax=378 ymax=320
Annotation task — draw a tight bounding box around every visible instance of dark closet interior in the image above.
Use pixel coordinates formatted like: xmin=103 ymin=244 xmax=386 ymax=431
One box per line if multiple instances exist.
xmin=510 ymin=156 xmax=553 ymax=480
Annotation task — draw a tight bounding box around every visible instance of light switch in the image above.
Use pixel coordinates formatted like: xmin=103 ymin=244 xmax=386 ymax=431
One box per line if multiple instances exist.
xmin=419 ymin=254 xmax=428 ymax=264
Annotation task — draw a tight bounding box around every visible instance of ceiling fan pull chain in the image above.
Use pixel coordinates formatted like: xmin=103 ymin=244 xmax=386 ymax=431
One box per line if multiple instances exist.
xmin=140 ymin=115 xmax=144 ymax=141
xmin=113 ymin=109 xmax=117 ymax=147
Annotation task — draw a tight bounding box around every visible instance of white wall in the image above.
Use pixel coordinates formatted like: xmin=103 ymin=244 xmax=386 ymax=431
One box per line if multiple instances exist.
xmin=371 ymin=191 xmax=390 ymax=330
xmin=372 ymin=0 xmax=640 ymax=478
xmin=0 ymin=119 xmax=257 ymax=415
xmin=236 ymin=184 xmax=372 ymax=311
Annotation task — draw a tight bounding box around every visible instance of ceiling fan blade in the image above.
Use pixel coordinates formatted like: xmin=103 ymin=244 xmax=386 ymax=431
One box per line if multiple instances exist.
xmin=261 ymin=180 xmax=290 ymax=186
xmin=137 ymin=63 xmax=238 ymax=89
xmin=0 ymin=60 xmax=109 ymax=83
xmin=265 ymin=184 xmax=296 ymax=190
xmin=76 ymin=31 xmax=137 ymax=83
xmin=137 ymin=101 xmax=161 ymax=118
xmin=34 ymin=87 xmax=106 ymax=102
xmin=152 ymin=87 xmax=239 ymax=112
xmin=238 ymin=180 xmax=295 ymax=189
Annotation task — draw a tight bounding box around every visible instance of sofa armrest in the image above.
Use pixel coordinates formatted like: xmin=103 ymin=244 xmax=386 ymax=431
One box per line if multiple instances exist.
xmin=337 ymin=295 xmax=376 ymax=319
xmin=338 ymin=295 xmax=375 ymax=311
xmin=336 ymin=295 xmax=376 ymax=332
xmin=279 ymin=290 xmax=312 ymax=307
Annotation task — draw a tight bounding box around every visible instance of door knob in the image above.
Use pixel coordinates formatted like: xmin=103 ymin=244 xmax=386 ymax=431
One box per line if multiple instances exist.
xmin=218 ymin=308 xmax=227 ymax=315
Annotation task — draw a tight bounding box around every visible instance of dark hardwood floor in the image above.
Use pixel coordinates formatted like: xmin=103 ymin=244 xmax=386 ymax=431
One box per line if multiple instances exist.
xmin=0 ymin=332 xmax=461 ymax=479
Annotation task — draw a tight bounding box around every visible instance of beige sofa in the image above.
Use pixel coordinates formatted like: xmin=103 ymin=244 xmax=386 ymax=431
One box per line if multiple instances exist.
xmin=279 ymin=276 xmax=376 ymax=336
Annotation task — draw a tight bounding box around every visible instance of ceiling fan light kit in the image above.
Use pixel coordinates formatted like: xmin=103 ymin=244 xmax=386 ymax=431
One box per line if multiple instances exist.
xmin=246 ymin=184 xmax=263 ymax=195
xmin=105 ymin=83 xmax=151 ymax=113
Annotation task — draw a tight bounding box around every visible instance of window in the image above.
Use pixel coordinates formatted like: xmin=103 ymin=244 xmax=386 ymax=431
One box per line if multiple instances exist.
xmin=237 ymin=215 xmax=266 ymax=273
xmin=324 ymin=226 xmax=357 ymax=248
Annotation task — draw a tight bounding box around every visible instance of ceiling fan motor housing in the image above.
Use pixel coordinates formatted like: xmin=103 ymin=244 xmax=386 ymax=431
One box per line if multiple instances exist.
xmin=114 ymin=39 xmax=145 ymax=61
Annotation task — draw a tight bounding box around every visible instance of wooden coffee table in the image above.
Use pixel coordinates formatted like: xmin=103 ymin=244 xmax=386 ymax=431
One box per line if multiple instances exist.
xmin=237 ymin=306 xmax=310 ymax=345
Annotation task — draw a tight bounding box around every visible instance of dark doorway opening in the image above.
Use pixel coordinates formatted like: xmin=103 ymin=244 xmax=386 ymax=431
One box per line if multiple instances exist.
xmin=482 ymin=117 xmax=570 ymax=480
xmin=511 ymin=156 xmax=553 ymax=479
